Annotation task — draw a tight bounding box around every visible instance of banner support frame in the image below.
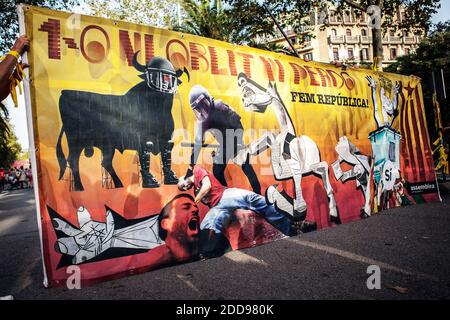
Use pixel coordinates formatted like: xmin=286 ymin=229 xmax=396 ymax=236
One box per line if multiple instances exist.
xmin=16 ymin=4 xmax=49 ymax=288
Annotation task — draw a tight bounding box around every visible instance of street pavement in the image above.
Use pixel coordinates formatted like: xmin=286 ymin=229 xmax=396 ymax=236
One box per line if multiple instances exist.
xmin=1 ymin=185 xmax=450 ymax=300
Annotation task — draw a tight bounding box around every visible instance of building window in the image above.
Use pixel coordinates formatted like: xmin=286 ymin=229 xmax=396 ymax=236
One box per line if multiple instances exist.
xmin=361 ymin=29 xmax=367 ymax=36
xmin=348 ymin=48 xmax=354 ymax=60
xmin=390 ymin=48 xmax=397 ymax=60
xmin=346 ymin=29 xmax=352 ymax=36
xmin=405 ymin=48 xmax=410 ymax=55
xmin=344 ymin=12 xmax=351 ymax=23
xmin=329 ymin=10 xmax=337 ymax=23
xmin=304 ymin=53 xmax=313 ymax=61
xmin=360 ymin=12 xmax=366 ymax=22
xmin=361 ymin=48 xmax=368 ymax=60
xmin=389 ymin=30 xmax=395 ymax=37
xmin=332 ymin=28 xmax=337 ymax=36
xmin=333 ymin=48 xmax=339 ymax=61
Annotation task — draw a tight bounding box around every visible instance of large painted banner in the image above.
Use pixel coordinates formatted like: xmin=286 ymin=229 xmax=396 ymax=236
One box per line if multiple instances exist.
xmin=20 ymin=5 xmax=440 ymax=287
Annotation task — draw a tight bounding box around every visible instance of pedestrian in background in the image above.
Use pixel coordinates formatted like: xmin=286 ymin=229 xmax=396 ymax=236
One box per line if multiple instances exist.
xmin=0 ymin=167 xmax=5 ymax=191
xmin=18 ymin=166 xmax=27 ymax=189
xmin=8 ymin=168 xmax=18 ymax=189
xmin=25 ymin=166 xmax=33 ymax=188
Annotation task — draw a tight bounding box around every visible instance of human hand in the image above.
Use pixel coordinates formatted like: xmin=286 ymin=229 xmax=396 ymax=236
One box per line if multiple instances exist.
xmin=11 ymin=35 xmax=30 ymax=55
xmin=366 ymin=76 xmax=377 ymax=88
xmin=11 ymin=62 xmax=29 ymax=81
xmin=393 ymin=82 xmax=401 ymax=94
xmin=52 ymin=206 xmax=114 ymax=264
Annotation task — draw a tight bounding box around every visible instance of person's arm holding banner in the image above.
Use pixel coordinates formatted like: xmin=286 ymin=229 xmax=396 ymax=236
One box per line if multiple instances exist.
xmin=0 ymin=35 xmax=29 ymax=103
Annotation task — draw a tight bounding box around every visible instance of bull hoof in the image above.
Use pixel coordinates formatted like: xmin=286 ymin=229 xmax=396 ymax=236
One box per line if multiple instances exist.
xmin=142 ymin=175 xmax=160 ymax=188
xmin=163 ymin=171 xmax=178 ymax=185
xmin=142 ymin=181 xmax=160 ymax=188
xmin=73 ymin=184 xmax=84 ymax=192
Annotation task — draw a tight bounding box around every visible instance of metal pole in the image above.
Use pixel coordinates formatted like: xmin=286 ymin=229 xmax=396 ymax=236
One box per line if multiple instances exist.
xmin=262 ymin=3 xmax=301 ymax=58
xmin=432 ymin=71 xmax=436 ymax=94
xmin=441 ymin=69 xmax=447 ymax=100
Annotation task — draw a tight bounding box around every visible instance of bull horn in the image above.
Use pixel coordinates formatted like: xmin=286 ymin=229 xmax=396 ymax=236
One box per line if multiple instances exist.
xmin=132 ymin=51 xmax=147 ymax=72
xmin=175 ymin=67 xmax=190 ymax=82
xmin=184 ymin=67 xmax=190 ymax=82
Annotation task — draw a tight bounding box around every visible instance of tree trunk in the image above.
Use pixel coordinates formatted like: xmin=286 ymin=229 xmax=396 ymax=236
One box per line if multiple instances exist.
xmin=345 ymin=0 xmax=384 ymax=70
xmin=372 ymin=0 xmax=384 ymax=71
xmin=372 ymin=26 xmax=383 ymax=71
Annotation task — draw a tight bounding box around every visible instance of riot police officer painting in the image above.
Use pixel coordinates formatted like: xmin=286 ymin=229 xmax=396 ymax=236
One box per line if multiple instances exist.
xmin=185 ymin=85 xmax=261 ymax=194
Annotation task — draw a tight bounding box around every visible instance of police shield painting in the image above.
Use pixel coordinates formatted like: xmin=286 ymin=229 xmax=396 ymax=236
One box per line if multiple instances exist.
xmin=21 ymin=6 xmax=440 ymax=287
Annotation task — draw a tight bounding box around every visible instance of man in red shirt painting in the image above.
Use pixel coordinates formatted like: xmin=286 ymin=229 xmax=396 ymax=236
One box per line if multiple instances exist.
xmin=178 ymin=165 xmax=296 ymax=257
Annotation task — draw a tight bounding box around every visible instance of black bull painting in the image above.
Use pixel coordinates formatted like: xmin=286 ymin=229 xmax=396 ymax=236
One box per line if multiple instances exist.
xmin=56 ymin=52 xmax=189 ymax=191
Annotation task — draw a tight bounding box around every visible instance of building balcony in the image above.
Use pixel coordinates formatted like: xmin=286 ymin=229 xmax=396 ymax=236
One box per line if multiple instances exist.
xmin=343 ymin=19 xmax=356 ymax=25
xmin=382 ymin=36 xmax=403 ymax=44
xmin=390 ymin=36 xmax=402 ymax=44
xmin=329 ymin=35 xmax=345 ymax=44
xmin=297 ymin=41 xmax=313 ymax=52
xmin=328 ymin=18 xmax=342 ymax=25
xmin=361 ymin=36 xmax=372 ymax=44
xmin=403 ymin=36 xmax=416 ymax=44
xmin=346 ymin=35 xmax=359 ymax=43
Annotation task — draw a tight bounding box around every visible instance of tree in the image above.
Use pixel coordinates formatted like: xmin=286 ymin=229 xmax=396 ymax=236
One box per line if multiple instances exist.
xmin=222 ymin=0 xmax=318 ymax=49
xmin=173 ymin=0 xmax=277 ymax=46
xmin=329 ymin=0 xmax=441 ymax=70
xmin=86 ymin=0 xmax=181 ymax=28
xmin=0 ymin=103 xmax=10 ymax=155
xmin=0 ymin=108 xmax=22 ymax=168
xmin=385 ymin=20 xmax=450 ymax=139
xmin=0 ymin=0 xmax=79 ymax=54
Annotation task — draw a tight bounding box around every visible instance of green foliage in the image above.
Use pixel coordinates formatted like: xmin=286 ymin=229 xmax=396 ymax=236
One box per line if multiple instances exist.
xmin=0 ymin=103 xmax=10 ymax=152
xmin=173 ymin=0 xmax=276 ymax=45
xmin=0 ymin=105 xmax=22 ymax=168
xmin=0 ymin=0 xmax=79 ymax=54
xmin=86 ymin=0 xmax=180 ymax=28
xmin=385 ymin=20 xmax=450 ymax=138
xmin=19 ymin=150 xmax=30 ymax=161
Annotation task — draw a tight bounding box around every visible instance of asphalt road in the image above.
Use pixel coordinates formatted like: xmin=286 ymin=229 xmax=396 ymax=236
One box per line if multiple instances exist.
xmin=1 ymin=185 xmax=449 ymax=300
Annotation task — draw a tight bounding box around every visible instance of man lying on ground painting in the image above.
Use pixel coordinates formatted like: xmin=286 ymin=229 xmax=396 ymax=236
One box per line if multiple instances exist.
xmin=177 ymin=165 xmax=301 ymax=258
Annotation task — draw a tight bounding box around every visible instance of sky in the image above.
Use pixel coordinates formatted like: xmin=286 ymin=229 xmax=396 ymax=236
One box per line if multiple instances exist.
xmin=4 ymin=0 xmax=450 ymax=152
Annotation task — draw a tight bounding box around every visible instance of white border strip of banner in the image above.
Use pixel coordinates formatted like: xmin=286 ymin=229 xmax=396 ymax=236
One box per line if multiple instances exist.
xmin=17 ymin=4 xmax=49 ymax=288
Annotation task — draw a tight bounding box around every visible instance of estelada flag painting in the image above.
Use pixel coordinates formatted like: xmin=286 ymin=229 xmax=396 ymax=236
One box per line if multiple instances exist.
xmin=20 ymin=5 xmax=440 ymax=287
